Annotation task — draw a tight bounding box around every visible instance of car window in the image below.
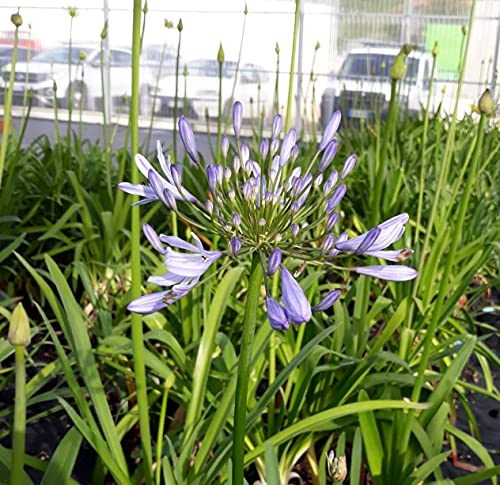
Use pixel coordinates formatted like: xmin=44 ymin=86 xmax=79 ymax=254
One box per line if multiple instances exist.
xmin=111 ymin=50 xmax=132 ymax=67
xmin=340 ymin=53 xmax=420 ymax=82
xmin=32 ymin=47 xmax=93 ymax=63
xmin=186 ymin=59 xmax=236 ymax=78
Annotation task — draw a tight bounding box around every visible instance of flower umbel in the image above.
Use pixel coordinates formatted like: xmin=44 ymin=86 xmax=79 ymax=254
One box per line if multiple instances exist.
xmin=121 ymin=103 xmax=417 ymax=327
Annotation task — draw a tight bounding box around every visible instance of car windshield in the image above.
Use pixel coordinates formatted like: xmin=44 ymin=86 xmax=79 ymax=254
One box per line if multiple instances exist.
xmin=340 ymin=53 xmax=420 ymax=82
xmin=186 ymin=60 xmax=237 ymax=78
xmin=32 ymin=47 xmax=93 ymax=63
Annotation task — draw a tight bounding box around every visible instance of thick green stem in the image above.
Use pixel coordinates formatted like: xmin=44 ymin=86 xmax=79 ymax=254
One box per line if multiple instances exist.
xmin=67 ymin=17 xmax=74 ymax=145
xmin=131 ymin=1 xmax=153 ymax=484
xmin=284 ymin=0 xmax=301 ymax=132
xmin=217 ymin=60 xmax=223 ymax=162
xmin=372 ymin=79 xmax=398 ymax=225
xmin=0 ymin=26 xmax=19 ymax=188
xmin=413 ymin=56 xmax=437 ymax=249
xmin=173 ymin=25 xmax=182 ymax=162
xmin=10 ymin=346 xmax=26 ymax=485
xmin=232 ymin=254 xmax=264 ymax=485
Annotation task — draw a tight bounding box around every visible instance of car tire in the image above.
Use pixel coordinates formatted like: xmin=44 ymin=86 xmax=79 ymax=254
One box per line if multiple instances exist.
xmin=139 ymin=85 xmax=153 ymax=117
xmin=64 ymin=82 xmax=90 ymax=111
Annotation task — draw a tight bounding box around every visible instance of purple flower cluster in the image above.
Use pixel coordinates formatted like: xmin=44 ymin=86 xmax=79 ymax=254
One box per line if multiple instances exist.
xmin=120 ymin=102 xmax=417 ymax=329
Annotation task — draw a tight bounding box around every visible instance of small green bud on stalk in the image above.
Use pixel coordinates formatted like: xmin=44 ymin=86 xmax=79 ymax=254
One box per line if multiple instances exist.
xmin=315 ymin=41 xmax=320 ymax=51
xmin=461 ymin=25 xmax=467 ymax=36
xmin=478 ymin=88 xmax=495 ymax=116
xmin=100 ymin=20 xmax=108 ymax=40
xmin=68 ymin=7 xmax=78 ymax=18
xmin=177 ymin=19 xmax=183 ymax=32
xmin=244 ymin=3 xmax=248 ymax=15
xmin=79 ymin=50 xmax=87 ymax=61
xmin=275 ymin=42 xmax=280 ymax=55
xmin=11 ymin=11 xmax=23 ymax=27
xmin=432 ymin=41 xmax=439 ymax=57
xmin=164 ymin=19 xmax=174 ymax=29
xmin=8 ymin=303 xmax=30 ymax=347
xmin=217 ymin=43 xmax=224 ymax=64
xmin=143 ymin=0 xmax=148 ymax=14
xmin=390 ymin=52 xmax=406 ymax=80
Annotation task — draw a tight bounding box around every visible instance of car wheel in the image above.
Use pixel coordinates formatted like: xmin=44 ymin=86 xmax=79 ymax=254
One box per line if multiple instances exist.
xmin=64 ymin=82 xmax=90 ymax=111
xmin=139 ymin=85 xmax=153 ymax=117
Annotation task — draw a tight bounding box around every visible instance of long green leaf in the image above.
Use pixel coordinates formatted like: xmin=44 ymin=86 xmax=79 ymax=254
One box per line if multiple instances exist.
xmin=40 ymin=427 xmax=82 ymax=485
xmin=357 ymin=389 xmax=384 ymax=481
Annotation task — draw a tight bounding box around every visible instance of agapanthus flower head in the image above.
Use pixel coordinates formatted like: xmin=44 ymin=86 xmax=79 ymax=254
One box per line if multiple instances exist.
xmin=120 ymin=102 xmax=417 ymax=329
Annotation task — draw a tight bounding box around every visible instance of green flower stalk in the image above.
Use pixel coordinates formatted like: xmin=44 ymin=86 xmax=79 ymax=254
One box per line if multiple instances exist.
xmin=66 ymin=7 xmax=78 ymax=145
xmin=273 ymin=42 xmax=280 ymax=114
xmin=130 ymin=1 xmax=153 ymax=483
xmin=414 ymin=41 xmax=438 ymax=247
xmin=224 ymin=3 xmax=248 ymax=130
xmin=0 ymin=10 xmax=22 ymax=188
xmin=173 ymin=18 xmax=183 ymax=162
xmin=217 ymin=43 xmax=225 ymax=162
xmin=285 ymin=0 xmax=301 ymax=131
xmin=8 ymin=303 xmax=30 ymax=485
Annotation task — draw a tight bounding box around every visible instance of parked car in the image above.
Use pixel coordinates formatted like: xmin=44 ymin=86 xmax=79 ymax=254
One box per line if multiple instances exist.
xmin=0 ymin=45 xmax=40 ymax=69
xmin=320 ymin=46 xmax=435 ymax=125
xmin=155 ymin=58 xmax=273 ymax=119
xmin=0 ymin=44 xmax=154 ymax=113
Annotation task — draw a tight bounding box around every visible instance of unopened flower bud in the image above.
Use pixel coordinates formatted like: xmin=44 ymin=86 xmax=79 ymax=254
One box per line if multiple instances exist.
xmin=79 ymin=50 xmax=87 ymax=61
xmin=217 ymin=43 xmax=224 ymax=64
xmin=231 ymin=236 xmax=242 ymax=256
xmin=100 ymin=21 xmax=108 ymax=40
xmin=164 ymin=19 xmax=174 ymax=29
xmin=233 ymin=156 xmax=241 ymax=174
xmin=259 ymin=139 xmax=269 ymax=160
xmin=319 ymin=139 xmax=338 ymax=172
xmin=313 ymin=289 xmax=341 ymax=312
xmin=205 ymin=199 xmax=214 ymax=214
xmin=478 ymin=88 xmax=495 ymax=115
xmin=270 ymin=138 xmax=280 ymax=157
xmin=233 ymin=101 xmax=243 ymax=138
xmin=221 ymin=135 xmax=229 ymax=159
xmin=315 ymin=41 xmax=320 ymax=51
xmin=163 ymin=189 xmax=177 ymax=211
xmin=322 ymin=233 xmax=336 ymax=255
xmin=177 ymin=19 xmax=183 ymax=32
xmin=341 ymin=154 xmax=357 ymax=179
xmin=326 ymin=211 xmax=339 ymax=231
xmin=290 ymin=145 xmax=299 ymax=163
xmin=432 ymin=41 xmax=439 ymax=58
xmin=272 ymin=114 xmax=283 ymax=139
xmin=11 ymin=11 xmax=23 ymax=27
xmin=266 ymin=296 xmax=289 ymax=331
xmin=390 ymin=52 xmax=406 ymax=80
xmin=142 ymin=0 xmax=148 ymax=14
xmin=275 ymin=42 xmax=280 ymax=55
xmin=244 ymin=3 xmax=248 ymax=15
xmin=179 ymin=116 xmax=199 ymax=165
xmin=319 ymin=111 xmax=341 ymax=150
xmin=228 ymin=189 xmax=236 ymax=201
xmin=8 ymin=303 xmax=30 ymax=347
xmin=291 ymin=223 xmax=299 ymax=238
xmin=267 ymin=248 xmax=282 ymax=276
xmin=68 ymin=7 xmax=78 ymax=17
xmin=240 ymin=143 xmax=249 ymax=164
xmin=232 ymin=213 xmax=241 ymax=227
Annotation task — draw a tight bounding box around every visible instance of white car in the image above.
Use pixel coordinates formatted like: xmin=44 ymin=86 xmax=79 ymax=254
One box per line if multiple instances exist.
xmin=156 ymin=59 xmax=273 ymax=120
xmin=1 ymin=45 xmax=155 ymax=114
xmin=320 ymin=47 xmax=435 ymax=125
